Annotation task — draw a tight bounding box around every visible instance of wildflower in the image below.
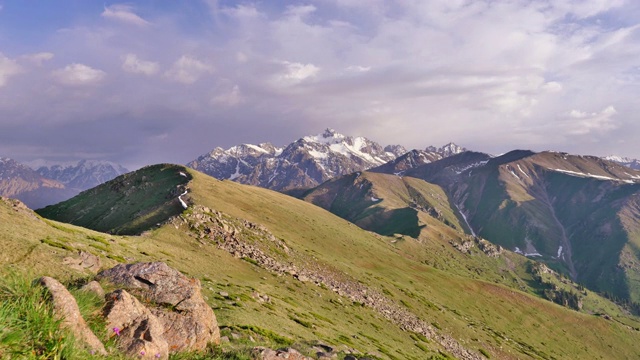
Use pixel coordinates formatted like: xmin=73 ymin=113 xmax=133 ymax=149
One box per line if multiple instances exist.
xmin=113 ymin=327 xmax=121 ymax=336
xmin=140 ymin=350 xmax=146 ymax=356
xmin=155 ymin=354 xmax=161 ymax=358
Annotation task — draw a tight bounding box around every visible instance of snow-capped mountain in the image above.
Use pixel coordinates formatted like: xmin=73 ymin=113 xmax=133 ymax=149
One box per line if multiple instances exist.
xmin=30 ymin=159 xmax=129 ymax=190
xmin=188 ymin=129 xmax=407 ymax=191
xmin=426 ymin=142 xmax=467 ymax=158
xmin=603 ymin=155 xmax=640 ymax=170
xmin=0 ymin=157 xmax=76 ymax=209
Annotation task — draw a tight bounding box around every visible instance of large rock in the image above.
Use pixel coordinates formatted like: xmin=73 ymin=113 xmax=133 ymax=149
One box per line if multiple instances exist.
xmin=38 ymin=276 xmax=107 ymax=355
xmin=104 ymin=289 xmax=169 ymax=359
xmin=97 ymin=262 xmax=220 ymax=352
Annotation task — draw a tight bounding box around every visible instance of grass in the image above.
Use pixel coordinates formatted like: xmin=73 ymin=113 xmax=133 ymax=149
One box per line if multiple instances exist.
xmin=0 ymin=272 xmax=79 ymax=359
xmin=4 ymin=167 xmax=640 ymax=359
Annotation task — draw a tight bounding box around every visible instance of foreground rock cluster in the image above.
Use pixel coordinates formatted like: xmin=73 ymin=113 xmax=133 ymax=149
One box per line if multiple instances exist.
xmin=39 ymin=262 xmax=220 ymax=359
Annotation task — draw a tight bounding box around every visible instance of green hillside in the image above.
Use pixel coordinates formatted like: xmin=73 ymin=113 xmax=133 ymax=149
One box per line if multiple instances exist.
xmin=6 ymin=165 xmax=640 ymax=359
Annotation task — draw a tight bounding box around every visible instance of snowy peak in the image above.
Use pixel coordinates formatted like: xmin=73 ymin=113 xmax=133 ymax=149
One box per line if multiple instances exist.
xmin=604 ymin=155 xmax=640 ymax=170
xmin=32 ymin=160 xmax=129 ymax=190
xmin=188 ymin=129 xmax=404 ymax=191
xmin=426 ymin=142 xmax=467 ymax=158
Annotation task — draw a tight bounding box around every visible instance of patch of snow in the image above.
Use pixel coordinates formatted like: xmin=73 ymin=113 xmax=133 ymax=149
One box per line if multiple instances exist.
xmin=525 ymin=252 xmax=542 ymax=257
xmin=371 ymin=197 xmax=380 ymax=202
xmin=557 ymin=246 xmax=563 ymax=258
xmin=552 ymin=168 xmax=621 ymax=182
xmin=517 ymin=164 xmax=530 ymax=178
xmin=514 ymin=247 xmax=523 ymax=255
xmin=246 ymin=144 xmax=269 ymax=154
xmin=179 ymin=172 xmax=187 ymax=178
xmin=308 ymin=149 xmax=328 ymax=159
xmin=455 ymin=161 xmax=489 ymax=174
xmin=228 ymin=163 xmax=241 ymax=180
xmin=455 ymin=203 xmax=476 ymax=236
xmin=274 ymin=147 xmax=283 ymax=156
xmin=509 ymin=169 xmax=520 ymax=180
xmin=178 ymin=190 xmax=188 ymax=209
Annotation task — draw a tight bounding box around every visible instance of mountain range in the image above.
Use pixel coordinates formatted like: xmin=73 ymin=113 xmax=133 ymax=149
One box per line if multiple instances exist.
xmin=5 ymin=129 xmax=640 ymax=358
xmin=187 ymin=128 xmax=466 ymax=192
xmin=0 ymin=158 xmax=128 ymax=208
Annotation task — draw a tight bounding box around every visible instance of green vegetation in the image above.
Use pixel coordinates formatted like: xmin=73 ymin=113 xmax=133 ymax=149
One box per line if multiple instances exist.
xmin=37 ymin=164 xmax=191 ymax=235
xmin=3 ymin=165 xmax=640 ymax=359
xmin=0 ymin=273 xmax=78 ymax=359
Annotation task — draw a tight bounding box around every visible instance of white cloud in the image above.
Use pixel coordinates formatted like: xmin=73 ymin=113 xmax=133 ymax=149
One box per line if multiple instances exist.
xmin=52 ymin=63 xmax=106 ymax=86
xmin=212 ymin=85 xmax=243 ymax=106
xmin=346 ymin=65 xmax=371 ymax=73
xmin=122 ymin=54 xmax=159 ymax=75
xmin=0 ymin=54 xmax=22 ymax=87
xmin=566 ymin=106 xmax=618 ymax=135
xmin=101 ymin=4 xmax=149 ymax=27
xmin=280 ymin=61 xmax=320 ymax=82
xmin=21 ymin=52 xmax=55 ymax=66
xmin=164 ymin=56 xmax=213 ymax=84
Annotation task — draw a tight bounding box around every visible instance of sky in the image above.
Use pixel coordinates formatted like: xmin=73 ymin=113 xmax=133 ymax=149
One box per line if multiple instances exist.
xmin=0 ymin=0 xmax=639 ymax=169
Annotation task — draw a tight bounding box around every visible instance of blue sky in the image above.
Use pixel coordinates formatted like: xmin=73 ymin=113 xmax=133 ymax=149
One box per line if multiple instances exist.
xmin=0 ymin=1 xmax=639 ymax=168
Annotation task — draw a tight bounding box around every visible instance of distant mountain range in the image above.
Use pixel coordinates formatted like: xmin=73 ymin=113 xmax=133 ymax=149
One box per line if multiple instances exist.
xmin=187 ymin=128 xmax=466 ymax=192
xmin=0 ymin=158 xmax=128 ymax=209
xmin=304 ymin=148 xmax=640 ymax=303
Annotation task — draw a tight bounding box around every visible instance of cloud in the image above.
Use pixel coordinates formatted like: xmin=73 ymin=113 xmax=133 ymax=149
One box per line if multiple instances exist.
xmin=51 ymin=64 xmax=106 ymax=86
xmin=280 ymin=61 xmax=320 ymax=83
xmin=164 ymin=56 xmax=213 ymax=84
xmin=21 ymin=52 xmax=55 ymax=66
xmin=122 ymin=54 xmax=159 ymax=75
xmin=212 ymin=85 xmax=243 ymax=106
xmin=101 ymin=4 xmax=149 ymax=27
xmin=566 ymin=106 xmax=618 ymax=135
xmin=0 ymin=54 xmax=22 ymax=87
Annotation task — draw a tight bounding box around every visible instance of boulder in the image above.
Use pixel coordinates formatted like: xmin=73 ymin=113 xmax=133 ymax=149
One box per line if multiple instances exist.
xmin=252 ymin=347 xmax=313 ymax=360
xmin=80 ymin=280 xmax=105 ymax=298
xmin=104 ymin=289 xmax=169 ymax=359
xmin=62 ymin=251 xmax=101 ymax=273
xmin=38 ymin=277 xmax=107 ymax=355
xmin=97 ymin=262 xmax=220 ymax=352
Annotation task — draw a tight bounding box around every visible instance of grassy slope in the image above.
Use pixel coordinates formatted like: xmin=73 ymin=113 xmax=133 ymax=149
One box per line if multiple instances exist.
xmin=4 ymin=166 xmax=640 ymax=359
xmin=36 ymin=164 xmax=190 ymax=235
xmin=454 ymin=153 xmax=640 ymax=302
xmin=184 ymin=170 xmax=640 ymax=359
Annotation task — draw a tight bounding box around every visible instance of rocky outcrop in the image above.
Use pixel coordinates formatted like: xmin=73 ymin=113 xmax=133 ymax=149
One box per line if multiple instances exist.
xmin=104 ymin=289 xmax=169 ymax=359
xmin=38 ymin=276 xmax=107 ymax=355
xmin=97 ymin=262 xmax=220 ymax=352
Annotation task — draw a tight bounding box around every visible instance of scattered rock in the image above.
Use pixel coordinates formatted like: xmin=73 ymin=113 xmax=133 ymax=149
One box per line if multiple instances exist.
xmin=62 ymin=251 xmax=101 ymax=273
xmin=38 ymin=276 xmax=107 ymax=355
xmin=252 ymin=347 xmax=313 ymax=360
xmin=104 ymin=289 xmax=169 ymax=360
xmin=80 ymin=280 xmax=105 ymax=298
xmin=219 ymin=291 xmax=229 ymax=298
xmin=97 ymin=262 xmax=221 ymax=352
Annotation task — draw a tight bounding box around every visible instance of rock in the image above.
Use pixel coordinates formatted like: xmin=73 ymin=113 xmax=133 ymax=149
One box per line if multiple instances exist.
xmin=219 ymin=291 xmax=229 ymax=298
xmin=220 ymin=336 xmax=230 ymax=343
xmin=252 ymin=347 xmax=313 ymax=360
xmin=80 ymin=280 xmax=105 ymax=298
xmin=97 ymin=262 xmax=220 ymax=352
xmin=343 ymin=356 xmax=357 ymax=360
xmin=104 ymin=289 xmax=169 ymax=360
xmin=62 ymin=251 xmax=101 ymax=273
xmin=38 ymin=277 xmax=107 ymax=355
